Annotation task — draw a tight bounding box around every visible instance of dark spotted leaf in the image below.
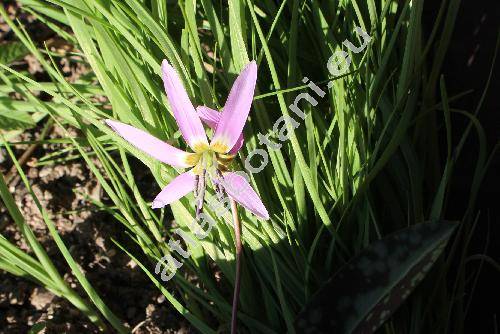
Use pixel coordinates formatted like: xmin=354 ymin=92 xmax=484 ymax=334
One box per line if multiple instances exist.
xmin=295 ymin=221 xmax=457 ymax=334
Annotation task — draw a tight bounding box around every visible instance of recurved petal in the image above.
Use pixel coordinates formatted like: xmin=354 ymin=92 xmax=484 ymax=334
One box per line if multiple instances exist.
xmin=211 ymin=61 xmax=256 ymax=153
xmin=105 ymin=119 xmax=195 ymax=168
xmin=228 ymin=133 xmax=244 ymax=155
xmin=161 ymin=60 xmax=208 ymax=151
xmin=197 ymin=106 xmax=220 ymax=129
xmin=152 ymin=171 xmax=196 ymax=209
xmin=222 ymin=172 xmax=269 ymax=220
xmin=197 ymin=106 xmax=245 ymax=154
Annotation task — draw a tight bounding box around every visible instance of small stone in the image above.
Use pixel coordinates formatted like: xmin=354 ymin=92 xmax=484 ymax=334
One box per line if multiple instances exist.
xmin=126 ymin=260 xmax=137 ymax=269
xmin=30 ymin=288 xmax=54 ymax=310
xmin=39 ymin=167 xmax=51 ymax=179
xmin=146 ymin=304 xmax=156 ymax=317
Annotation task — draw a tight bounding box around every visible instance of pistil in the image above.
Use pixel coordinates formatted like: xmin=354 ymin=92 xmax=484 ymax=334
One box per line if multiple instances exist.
xmin=194 ymin=169 xmax=206 ymax=218
xmin=192 ymin=148 xmax=233 ymax=217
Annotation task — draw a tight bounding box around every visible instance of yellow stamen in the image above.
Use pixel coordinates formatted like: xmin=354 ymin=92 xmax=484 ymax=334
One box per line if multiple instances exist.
xmin=192 ymin=142 xmax=210 ymax=153
xmin=185 ymin=153 xmax=202 ymax=166
xmin=210 ymin=141 xmax=229 ymax=153
xmin=188 ymin=141 xmax=234 ymax=175
xmin=215 ymin=153 xmax=234 ymax=172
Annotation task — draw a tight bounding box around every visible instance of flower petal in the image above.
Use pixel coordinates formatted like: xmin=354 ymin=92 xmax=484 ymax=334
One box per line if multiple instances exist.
xmin=197 ymin=106 xmax=244 ymax=154
xmin=228 ymin=133 xmax=244 ymax=155
xmin=152 ymin=171 xmax=196 ymax=208
xmin=162 ymin=60 xmax=208 ymax=152
xmin=222 ymin=172 xmax=269 ymax=220
xmin=211 ymin=61 xmax=256 ymax=153
xmin=105 ymin=120 xmax=196 ymax=168
xmin=197 ymin=106 xmax=220 ymax=129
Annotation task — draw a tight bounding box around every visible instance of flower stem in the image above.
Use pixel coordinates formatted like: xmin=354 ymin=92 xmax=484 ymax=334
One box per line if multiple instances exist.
xmin=230 ymin=198 xmax=242 ymax=334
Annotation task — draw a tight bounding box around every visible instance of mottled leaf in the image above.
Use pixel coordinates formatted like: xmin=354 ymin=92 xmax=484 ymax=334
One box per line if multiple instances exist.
xmin=295 ymin=221 xmax=457 ymax=334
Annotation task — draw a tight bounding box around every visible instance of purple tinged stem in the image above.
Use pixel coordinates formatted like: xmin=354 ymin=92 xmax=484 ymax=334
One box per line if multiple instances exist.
xmin=230 ymin=198 xmax=242 ymax=334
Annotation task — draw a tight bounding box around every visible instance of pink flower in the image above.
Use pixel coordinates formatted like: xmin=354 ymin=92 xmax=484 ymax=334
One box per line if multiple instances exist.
xmin=105 ymin=60 xmax=269 ymax=220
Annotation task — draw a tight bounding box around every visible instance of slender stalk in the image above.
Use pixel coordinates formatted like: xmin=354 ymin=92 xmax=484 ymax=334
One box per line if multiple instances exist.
xmin=230 ymin=198 xmax=242 ymax=334
xmin=5 ymin=118 xmax=53 ymax=184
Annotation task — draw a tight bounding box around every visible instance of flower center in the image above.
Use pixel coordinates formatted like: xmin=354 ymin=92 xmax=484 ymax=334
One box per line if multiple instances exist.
xmin=192 ymin=147 xmax=235 ymax=175
xmin=191 ymin=146 xmax=236 ymax=218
